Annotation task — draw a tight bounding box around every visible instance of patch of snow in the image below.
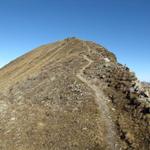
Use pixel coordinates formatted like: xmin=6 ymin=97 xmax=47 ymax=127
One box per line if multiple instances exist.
xmin=104 ymin=57 xmax=110 ymax=62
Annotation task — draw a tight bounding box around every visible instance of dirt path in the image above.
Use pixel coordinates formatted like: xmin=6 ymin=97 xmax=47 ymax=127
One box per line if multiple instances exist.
xmin=76 ymin=43 xmax=120 ymax=150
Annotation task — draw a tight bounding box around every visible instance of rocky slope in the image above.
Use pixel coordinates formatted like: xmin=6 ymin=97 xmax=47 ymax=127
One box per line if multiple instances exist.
xmin=142 ymin=82 xmax=150 ymax=96
xmin=0 ymin=38 xmax=149 ymax=150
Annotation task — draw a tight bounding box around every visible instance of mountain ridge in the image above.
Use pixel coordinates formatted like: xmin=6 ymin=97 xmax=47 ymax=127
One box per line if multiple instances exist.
xmin=0 ymin=38 xmax=149 ymax=150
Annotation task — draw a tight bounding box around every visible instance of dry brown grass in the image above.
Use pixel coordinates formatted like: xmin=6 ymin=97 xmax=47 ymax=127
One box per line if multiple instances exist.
xmin=0 ymin=38 xmax=149 ymax=150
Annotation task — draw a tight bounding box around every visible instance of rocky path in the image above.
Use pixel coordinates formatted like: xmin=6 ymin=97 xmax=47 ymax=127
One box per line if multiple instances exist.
xmin=76 ymin=43 xmax=120 ymax=150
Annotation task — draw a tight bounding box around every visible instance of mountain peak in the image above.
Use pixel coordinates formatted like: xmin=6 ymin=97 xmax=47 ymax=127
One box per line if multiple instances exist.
xmin=0 ymin=38 xmax=149 ymax=150
xmin=0 ymin=38 xmax=117 ymax=90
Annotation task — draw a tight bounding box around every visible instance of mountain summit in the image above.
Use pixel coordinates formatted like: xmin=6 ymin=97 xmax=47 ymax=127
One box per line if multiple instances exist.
xmin=0 ymin=38 xmax=149 ymax=150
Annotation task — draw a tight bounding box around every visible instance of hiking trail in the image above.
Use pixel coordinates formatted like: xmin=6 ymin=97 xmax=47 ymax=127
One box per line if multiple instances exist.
xmin=76 ymin=42 xmax=120 ymax=150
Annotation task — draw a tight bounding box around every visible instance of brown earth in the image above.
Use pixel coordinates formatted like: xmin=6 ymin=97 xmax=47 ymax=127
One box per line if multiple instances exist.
xmin=0 ymin=38 xmax=149 ymax=150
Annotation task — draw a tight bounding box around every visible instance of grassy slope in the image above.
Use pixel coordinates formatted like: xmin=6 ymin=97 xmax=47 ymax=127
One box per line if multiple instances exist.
xmin=0 ymin=38 xmax=149 ymax=150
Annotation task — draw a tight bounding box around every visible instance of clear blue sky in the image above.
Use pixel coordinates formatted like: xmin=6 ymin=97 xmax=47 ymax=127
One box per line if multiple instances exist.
xmin=0 ymin=0 xmax=150 ymax=81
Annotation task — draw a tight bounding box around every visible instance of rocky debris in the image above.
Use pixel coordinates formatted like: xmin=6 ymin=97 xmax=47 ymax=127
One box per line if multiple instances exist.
xmin=142 ymin=82 xmax=150 ymax=97
xmin=77 ymin=40 xmax=150 ymax=149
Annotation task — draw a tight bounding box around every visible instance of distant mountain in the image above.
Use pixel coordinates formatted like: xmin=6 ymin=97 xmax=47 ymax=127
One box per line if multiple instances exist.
xmin=142 ymin=81 xmax=150 ymax=86
xmin=142 ymin=82 xmax=150 ymax=95
xmin=0 ymin=38 xmax=149 ymax=150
